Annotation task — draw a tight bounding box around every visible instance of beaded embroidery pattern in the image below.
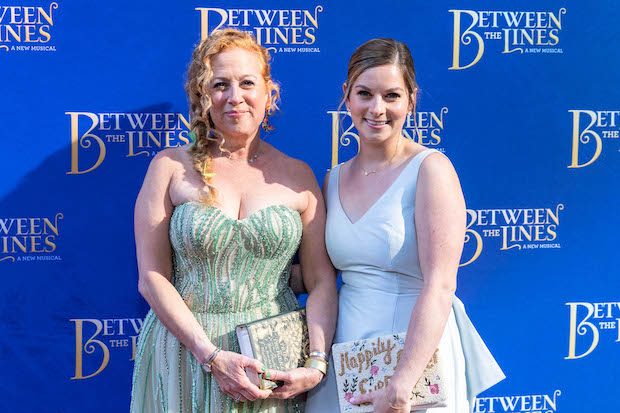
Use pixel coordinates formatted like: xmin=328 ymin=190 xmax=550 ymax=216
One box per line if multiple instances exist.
xmin=131 ymin=203 xmax=305 ymax=413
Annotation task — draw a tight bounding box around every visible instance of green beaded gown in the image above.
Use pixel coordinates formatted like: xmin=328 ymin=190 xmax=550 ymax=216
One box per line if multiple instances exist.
xmin=130 ymin=202 xmax=304 ymax=413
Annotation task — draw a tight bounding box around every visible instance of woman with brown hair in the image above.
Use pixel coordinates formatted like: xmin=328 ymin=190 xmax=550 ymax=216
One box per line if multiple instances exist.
xmin=305 ymin=38 xmax=504 ymax=413
xmin=130 ymin=28 xmax=337 ymax=412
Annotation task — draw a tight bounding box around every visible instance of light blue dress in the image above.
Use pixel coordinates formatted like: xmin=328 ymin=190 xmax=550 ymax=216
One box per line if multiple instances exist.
xmin=305 ymin=149 xmax=505 ymax=413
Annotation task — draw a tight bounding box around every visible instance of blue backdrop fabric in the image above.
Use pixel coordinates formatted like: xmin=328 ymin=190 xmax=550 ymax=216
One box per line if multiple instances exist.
xmin=1 ymin=1 xmax=618 ymax=412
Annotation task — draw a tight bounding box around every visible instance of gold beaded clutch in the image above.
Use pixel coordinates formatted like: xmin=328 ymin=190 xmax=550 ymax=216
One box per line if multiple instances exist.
xmin=332 ymin=332 xmax=448 ymax=412
xmin=236 ymin=308 xmax=309 ymax=390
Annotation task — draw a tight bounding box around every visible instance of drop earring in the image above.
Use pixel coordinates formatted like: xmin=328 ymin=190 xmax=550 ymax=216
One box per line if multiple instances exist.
xmin=262 ymin=108 xmax=274 ymax=132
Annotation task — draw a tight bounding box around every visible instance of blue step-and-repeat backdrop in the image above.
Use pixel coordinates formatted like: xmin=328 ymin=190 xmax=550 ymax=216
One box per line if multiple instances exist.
xmin=1 ymin=1 xmax=618 ymax=412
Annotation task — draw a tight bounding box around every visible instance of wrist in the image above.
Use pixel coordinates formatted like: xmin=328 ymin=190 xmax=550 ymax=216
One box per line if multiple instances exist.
xmin=200 ymin=347 xmax=222 ymax=372
xmin=304 ymin=357 xmax=328 ymax=377
xmin=197 ymin=347 xmax=218 ymax=365
xmin=309 ymin=350 xmax=328 ymax=360
xmin=386 ymin=379 xmax=411 ymax=405
xmin=192 ymin=338 xmax=218 ymax=365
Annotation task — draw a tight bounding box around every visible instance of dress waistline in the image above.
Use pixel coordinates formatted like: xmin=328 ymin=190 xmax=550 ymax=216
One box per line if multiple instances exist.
xmin=188 ymin=288 xmax=296 ymax=314
xmin=341 ymin=270 xmax=424 ymax=295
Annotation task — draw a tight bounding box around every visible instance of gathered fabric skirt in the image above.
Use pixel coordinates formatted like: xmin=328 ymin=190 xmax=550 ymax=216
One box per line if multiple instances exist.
xmin=130 ymin=291 xmax=304 ymax=413
xmin=306 ymin=283 xmax=504 ymax=413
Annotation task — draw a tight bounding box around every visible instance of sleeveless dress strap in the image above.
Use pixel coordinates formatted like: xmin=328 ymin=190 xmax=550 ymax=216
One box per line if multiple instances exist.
xmin=326 ymin=164 xmax=341 ymax=209
xmin=409 ymin=148 xmax=440 ymax=175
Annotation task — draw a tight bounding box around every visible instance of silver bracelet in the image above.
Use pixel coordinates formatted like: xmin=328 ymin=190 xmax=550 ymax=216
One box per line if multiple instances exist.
xmin=309 ymin=351 xmax=328 ymax=361
xmin=201 ymin=347 xmax=221 ymax=372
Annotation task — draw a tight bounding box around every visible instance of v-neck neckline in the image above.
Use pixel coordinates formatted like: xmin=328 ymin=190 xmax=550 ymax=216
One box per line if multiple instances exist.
xmin=336 ymin=150 xmax=431 ymax=226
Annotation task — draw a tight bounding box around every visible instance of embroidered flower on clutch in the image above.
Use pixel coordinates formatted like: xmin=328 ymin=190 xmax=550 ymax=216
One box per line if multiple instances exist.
xmin=370 ymin=366 xmax=379 ymax=376
xmin=430 ymin=384 xmax=439 ymax=394
xmin=345 ymin=392 xmax=354 ymax=402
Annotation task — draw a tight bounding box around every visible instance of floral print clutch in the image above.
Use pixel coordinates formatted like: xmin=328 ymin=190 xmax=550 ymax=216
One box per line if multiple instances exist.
xmin=331 ymin=333 xmax=447 ymax=412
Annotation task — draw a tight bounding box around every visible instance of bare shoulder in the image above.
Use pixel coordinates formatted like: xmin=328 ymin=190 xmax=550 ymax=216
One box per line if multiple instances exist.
xmin=416 ymin=151 xmax=465 ymax=211
xmin=267 ymin=145 xmax=318 ymax=190
xmin=139 ymin=147 xmax=191 ymax=196
xmin=155 ymin=146 xmax=190 ymax=166
xmin=146 ymin=147 xmax=190 ymax=177
xmin=418 ymin=151 xmax=459 ymax=183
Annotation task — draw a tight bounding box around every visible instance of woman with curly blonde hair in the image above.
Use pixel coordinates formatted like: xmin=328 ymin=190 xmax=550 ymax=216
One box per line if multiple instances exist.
xmin=130 ymin=28 xmax=337 ymax=412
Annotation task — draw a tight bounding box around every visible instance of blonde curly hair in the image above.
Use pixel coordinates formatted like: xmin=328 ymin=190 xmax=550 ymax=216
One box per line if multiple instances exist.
xmin=185 ymin=28 xmax=280 ymax=203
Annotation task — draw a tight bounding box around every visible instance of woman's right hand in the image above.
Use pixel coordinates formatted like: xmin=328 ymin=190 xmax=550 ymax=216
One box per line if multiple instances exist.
xmin=208 ymin=350 xmax=273 ymax=402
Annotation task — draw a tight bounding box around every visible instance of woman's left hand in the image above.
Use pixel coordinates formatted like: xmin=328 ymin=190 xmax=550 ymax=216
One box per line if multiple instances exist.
xmin=350 ymin=389 xmax=411 ymax=413
xmin=266 ymin=367 xmax=324 ymax=399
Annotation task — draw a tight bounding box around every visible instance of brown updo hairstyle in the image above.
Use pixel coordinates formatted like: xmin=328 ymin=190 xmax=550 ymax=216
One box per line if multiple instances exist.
xmin=185 ymin=28 xmax=280 ymax=203
xmin=341 ymin=38 xmax=418 ymax=112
